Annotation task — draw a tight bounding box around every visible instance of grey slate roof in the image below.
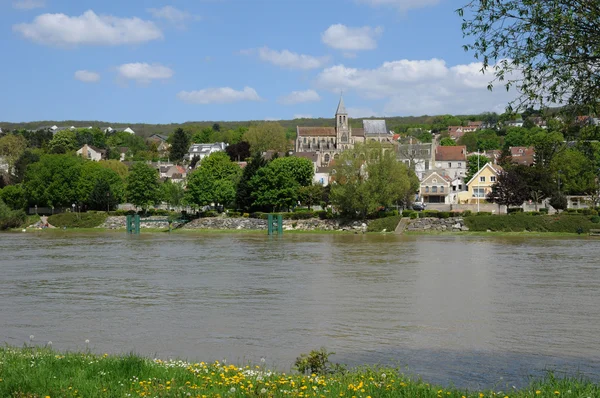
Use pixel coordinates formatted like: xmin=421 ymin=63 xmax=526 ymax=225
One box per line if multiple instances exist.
xmin=336 ymin=96 xmax=347 ymax=115
xmin=363 ymin=120 xmax=389 ymax=135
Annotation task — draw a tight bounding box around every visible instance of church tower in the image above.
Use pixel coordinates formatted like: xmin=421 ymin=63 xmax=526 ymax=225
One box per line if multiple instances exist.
xmin=335 ymin=95 xmax=350 ymax=146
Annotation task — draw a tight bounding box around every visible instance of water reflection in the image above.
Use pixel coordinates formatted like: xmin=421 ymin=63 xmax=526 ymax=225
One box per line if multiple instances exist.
xmin=0 ymin=232 xmax=599 ymax=388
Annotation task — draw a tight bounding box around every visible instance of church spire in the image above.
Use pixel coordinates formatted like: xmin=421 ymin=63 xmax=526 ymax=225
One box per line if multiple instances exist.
xmin=335 ymin=93 xmax=347 ymax=115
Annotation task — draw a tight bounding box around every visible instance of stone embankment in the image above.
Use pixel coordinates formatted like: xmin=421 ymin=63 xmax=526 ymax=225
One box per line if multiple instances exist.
xmin=97 ymin=216 xmax=369 ymax=232
xmin=406 ymin=217 xmax=469 ymax=232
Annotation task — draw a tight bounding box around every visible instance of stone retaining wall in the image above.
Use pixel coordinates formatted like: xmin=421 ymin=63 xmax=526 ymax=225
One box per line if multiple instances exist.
xmin=98 ymin=216 xmax=184 ymax=230
xmin=406 ymin=217 xmax=469 ymax=232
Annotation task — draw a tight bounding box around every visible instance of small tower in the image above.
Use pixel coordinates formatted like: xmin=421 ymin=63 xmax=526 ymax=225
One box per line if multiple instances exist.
xmin=335 ymin=95 xmax=349 ymax=144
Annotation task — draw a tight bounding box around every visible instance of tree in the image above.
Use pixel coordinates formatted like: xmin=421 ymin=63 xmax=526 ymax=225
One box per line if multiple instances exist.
xmin=169 ymin=128 xmax=190 ymax=163
xmin=550 ymin=148 xmax=597 ymax=195
xmin=458 ymin=0 xmax=600 ymax=111
xmin=75 ymin=127 xmax=106 ymax=148
xmin=439 ymin=137 xmax=456 ymax=146
xmin=212 ymin=123 xmax=221 ymax=132
xmin=12 ymin=149 xmax=41 ymax=184
xmin=243 ymin=122 xmax=288 ymax=155
xmin=24 ymin=154 xmax=84 ymax=207
xmin=236 ymin=152 xmax=267 ymax=211
xmin=465 ymin=154 xmax=490 ymax=183
xmin=185 ymin=152 xmax=242 ymax=208
xmin=225 ymin=141 xmax=251 ymax=162
xmin=487 ymin=169 xmax=529 ymax=208
xmin=48 ymin=130 xmax=77 ymax=154
xmin=249 ymin=156 xmax=314 ymax=212
xmin=330 ymin=142 xmax=417 ymax=218
xmin=0 ymin=184 xmax=26 ymax=210
xmin=126 ymin=163 xmax=160 ymax=210
xmin=160 ymin=180 xmax=186 ymax=209
xmin=76 ymin=162 xmax=124 ymax=210
xmin=0 ymin=134 xmax=28 ymax=178
xmin=513 ymin=165 xmax=555 ymax=210
xmin=99 ymin=159 xmax=129 ymax=181
xmin=191 ymin=127 xmax=215 ymax=144
xmin=298 ymin=184 xmax=324 ymax=210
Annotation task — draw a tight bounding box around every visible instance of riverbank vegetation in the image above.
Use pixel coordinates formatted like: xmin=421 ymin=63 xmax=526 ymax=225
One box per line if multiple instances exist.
xmin=47 ymin=211 xmax=108 ymax=229
xmin=0 ymin=346 xmax=598 ymax=398
xmin=464 ymin=213 xmax=599 ymax=233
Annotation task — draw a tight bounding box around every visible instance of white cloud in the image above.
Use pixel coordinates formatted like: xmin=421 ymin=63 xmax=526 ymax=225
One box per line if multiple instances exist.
xmin=357 ymin=0 xmax=441 ymax=12
xmin=243 ymin=47 xmax=330 ymax=70
xmin=117 ymin=63 xmax=173 ymax=83
xmin=13 ymin=0 xmax=45 ymax=10
xmin=294 ymin=114 xmax=313 ymax=119
xmin=316 ymin=58 xmax=518 ymax=115
xmin=147 ymin=6 xmax=199 ymax=25
xmin=278 ymin=89 xmax=321 ymax=105
xmin=74 ymin=70 xmax=100 ymax=83
xmin=177 ymin=87 xmax=262 ymax=104
xmin=13 ymin=10 xmax=163 ymax=47
xmin=321 ymin=24 xmax=383 ymax=51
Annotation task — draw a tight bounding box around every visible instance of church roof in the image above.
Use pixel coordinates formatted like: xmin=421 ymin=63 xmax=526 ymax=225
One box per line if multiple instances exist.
xmin=336 ymin=96 xmax=347 ymax=115
xmin=297 ymin=127 xmax=336 ymax=137
xmin=363 ymin=120 xmax=389 ymax=135
xmin=352 ymin=128 xmax=364 ymax=137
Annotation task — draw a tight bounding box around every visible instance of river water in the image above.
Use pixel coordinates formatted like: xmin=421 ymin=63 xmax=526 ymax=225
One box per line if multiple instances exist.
xmin=1 ymin=232 xmax=599 ymax=389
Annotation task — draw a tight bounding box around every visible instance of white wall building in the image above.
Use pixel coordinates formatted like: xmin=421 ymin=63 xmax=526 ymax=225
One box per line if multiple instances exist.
xmin=187 ymin=142 xmax=228 ymax=162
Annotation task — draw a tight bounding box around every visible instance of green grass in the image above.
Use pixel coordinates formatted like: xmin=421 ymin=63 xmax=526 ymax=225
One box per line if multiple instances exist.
xmin=464 ymin=214 xmax=599 ymax=233
xmin=47 ymin=211 xmax=108 ymax=228
xmin=0 ymin=347 xmax=598 ymax=398
xmin=367 ymin=215 xmax=402 ymax=232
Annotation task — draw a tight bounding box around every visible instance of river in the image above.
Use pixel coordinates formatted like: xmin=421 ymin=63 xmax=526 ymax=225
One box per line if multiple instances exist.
xmin=1 ymin=231 xmax=599 ymax=389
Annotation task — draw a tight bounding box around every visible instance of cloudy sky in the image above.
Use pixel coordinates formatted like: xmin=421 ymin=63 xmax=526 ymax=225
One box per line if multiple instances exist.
xmin=0 ymin=0 xmax=517 ymax=123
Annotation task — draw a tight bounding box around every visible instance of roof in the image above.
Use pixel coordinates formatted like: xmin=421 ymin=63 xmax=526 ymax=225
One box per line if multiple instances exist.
xmin=510 ymin=146 xmax=535 ymax=166
xmin=316 ymin=166 xmax=332 ymax=174
xmin=293 ymin=152 xmax=319 ymax=163
xmin=118 ymin=147 xmax=129 ymax=154
xmin=465 ymin=162 xmax=502 ymax=186
xmin=336 ymin=95 xmax=347 ymax=115
xmin=435 ymin=145 xmax=467 ymax=161
xmin=468 ymin=121 xmax=483 ymax=127
xmin=262 ymin=150 xmax=286 ymax=160
xmin=363 ymin=120 xmax=389 ymax=135
xmin=351 ymin=128 xmax=364 ymax=137
xmin=149 ymin=134 xmax=168 ymax=141
xmin=421 ymin=171 xmax=452 ymax=185
xmin=297 ymin=127 xmax=336 ymax=137
xmin=88 ymin=145 xmax=106 ymax=154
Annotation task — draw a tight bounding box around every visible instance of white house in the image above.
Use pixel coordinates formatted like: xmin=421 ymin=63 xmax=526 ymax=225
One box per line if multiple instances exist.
xmin=124 ymin=127 xmax=135 ymax=134
xmin=77 ymin=144 xmax=106 ymax=161
xmin=187 ymin=142 xmax=227 ymax=162
xmin=434 ymin=145 xmax=467 ymax=180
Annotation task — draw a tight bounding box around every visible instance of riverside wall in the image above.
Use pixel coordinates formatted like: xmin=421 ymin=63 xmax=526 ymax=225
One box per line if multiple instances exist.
xmin=406 ymin=217 xmax=469 ymax=232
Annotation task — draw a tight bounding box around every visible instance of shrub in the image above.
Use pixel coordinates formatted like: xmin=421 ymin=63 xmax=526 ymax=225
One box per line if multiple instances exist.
xmin=242 ymin=213 xmax=250 ymax=218
xmin=582 ymin=209 xmax=598 ymax=216
xmin=508 ymin=208 xmax=524 ymax=214
xmin=539 ymin=208 xmax=549 ymax=214
xmin=367 ymin=215 xmax=402 ymax=232
xmin=249 ymin=212 xmax=264 ymax=219
xmin=402 ymin=210 xmax=416 ymax=217
xmin=0 ymin=200 xmax=26 ymax=230
xmin=422 ymin=210 xmax=439 ymax=218
xmin=464 ymin=213 xmax=598 ymax=233
xmin=47 ymin=212 xmax=108 ymax=228
xmin=461 ymin=210 xmax=472 ymax=216
xmin=290 ymin=211 xmax=314 ymax=220
xmin=409 ymin=212 xmax=418 ymax=219
xmin=199 ymin=210 xmax=218 ymax=218
xmin=294 ymin=348 xmax=345 ymax=376
xmin=476 ymin=212 xmax=492 ymax=216
xmin=591 ymin=215 xmax=600 ymax=224
xmin=438 ymin=211 xmax=451 ymax=219
xmin=227 ymin=211 xmax=242 ymax=218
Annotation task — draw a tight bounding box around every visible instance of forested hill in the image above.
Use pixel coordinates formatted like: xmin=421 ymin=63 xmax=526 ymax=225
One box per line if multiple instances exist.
xmin=0 ymin=114 xmax=488 ymax=138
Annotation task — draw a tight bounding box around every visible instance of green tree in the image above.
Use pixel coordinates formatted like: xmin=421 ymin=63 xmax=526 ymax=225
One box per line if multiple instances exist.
xmin=439 ymin=137 xmax=456 ymax=146
xmin=75 ymin=127 xmax=106 ymax=148
xmin=0 ymin=198 xmax=26 ymax=230
xmin=243 ymin=122 xmax=288 ymax=155
xmin=465 ymin=154 xmax=490 ymax=183
xmin=513 ymin=165 xmax=555 ymax=210
xmin=458 ymin=0 xmax=600 ymax=110
xmin=126 ymin=163 xmax=160 ymax=210
xmin=169 ymin=128 xmax=190 ymax=162
xmin=249 ymin=156 xmax=314 ymax=211
xmin=0 ymin=134 xmax=28 ymax=177
xmin=13 ymin=149 xmax=41 ymax=184
xmin=76 ymin=162 xmax=124 ymax=210
xmin=99 ymin=160 xmax=129 ymax=181
xmin=298 ymin=184 xmax=324 ymax=210
xmin=191 ymin=127 xmax=216 ymax=144
xmin=0 ymin=184 xmax=26 ymax=210
xmin=24 ymin=154 xmax=84 ymax=207
xmin=330 ymin=142 xmax=416 ymax=218
xmin=529 ymin=131 xmax=565 ymax=167
xmin=236 ymin=152 xmax=267 ymax=211
xmin=185 ymin=152 xmax=242 ymax=207
xmin=160 ymin=180 xmax=186 ymax=209
xmin=550 ymin=148 xmax=597 ymax=195
xmin=48 ymin=130 xmax=78 ymax=154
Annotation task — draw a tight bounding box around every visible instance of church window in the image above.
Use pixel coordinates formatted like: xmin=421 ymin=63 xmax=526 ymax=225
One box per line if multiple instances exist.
xmin=303 ymin=137 xmax=306 ymax=144
xmin=324 ymin=154 xmax=330 ymax=163
xmin=341 ymin=133 xmax=348 ymax=142
xmin=334 ymin=154 xmax=339 ymax=160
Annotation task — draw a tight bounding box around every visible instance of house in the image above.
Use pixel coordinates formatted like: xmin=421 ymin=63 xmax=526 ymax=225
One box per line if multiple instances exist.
xmin=419 ymin=171 xmax=452 ymax=204
xmin=530 ymin=117 xmax=547 ymax=129
xmin=315 ymin=166 xmax=331 ymax=187
xmin=434 ymin=145 xmax=467 ymax=180
xmin=187 ymin=142 xmax=227 ymax=162
xmin=510 ymin=146 xmax=535 ymax=166
xmin=447 ymin=125 xmax=477 ymax=140
xmin=467 ymin=121 xmax=484 ymax=129
xmin=117 ymin=147 xmax=129 ymax=162
xmin=458 ymin=162 xmax=502 ymax=204
xmin=76 ymin=144 xmax=106 ymax=161
xmin=148 ymin=134 xmax=170 ymax=156
xmin=506 ymin=120 xmax=524 ymax=127
xmin=159 ymin=165 xmax=187 ymax=183
xmin=123 ymin=127 xmax=135 ymax=135
xmin=483 ymin=150 xmax=502 ymax=165
xmin=396 ymin=137 xmax=434 ymax=180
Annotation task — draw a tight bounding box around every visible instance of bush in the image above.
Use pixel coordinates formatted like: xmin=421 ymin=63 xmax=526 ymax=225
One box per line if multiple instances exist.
xmin=591 ymin=215 xmax=600 ymax=224
xmin=582 ymin=208 xmax=598 ymax=216
xmin=367 ymin=215 xmax=402 ymax=232
xmin=461 ymin=210 xmax=472 ymax=216
xmin=438 ymin=211 xmax=451 ymax=219
xmin=508 ymin=208 xmax=524 ymax=214
xmin=409 ymin=212 xmax=418 ymax=219
xmin=0 ymin=199 xmax=26 ymax=230
xmin=539 ymin=208 xmax=549 ymax=214
xmin=242 ymin=213 xmax=249 ymax=218
xmin=199 ymin=210 xmax=218 ymax=218
xmin=47 ymin=212 xmax=108 ymax=228
xmin=294 ymin=348 xmax=345 ymax=376
xmin=464 ymin=213 xmax=599 ymax=233
xmin=249 ymin=212 xmax=264 ymax=219
xmin=422 ymin=210 xmax=439 ymax=218
xmin=227 ymin=211 xmax=242 ymax=218
xmin=290 ymin=211 xmax=314 ymax=220
xmin=402 ymin=210 xmax=416 ymax=217
xmin=476 ymin=212 xmax=492 ymax=216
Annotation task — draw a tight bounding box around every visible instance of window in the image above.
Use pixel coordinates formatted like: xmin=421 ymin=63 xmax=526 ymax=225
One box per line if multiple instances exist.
xmin=432 ymin=186 xmax=438 ymax=193
xmin=324 ymin=154 xmax=330 ymax=163
xmin=440 ymin=186 xmax=444 ymax=193
xmin=425 ymin=160 xmax=430 ymax=170
xmin=490 ymin=176 xmax=496 ymax=182
xmin=448 ymin=162 xmax=452 ymax=168
xmin=425 ymin=186 xmax=430 ymax=193
xmin=480 ymin=176 xmax=486 ymax=182
xmin=432 ymin=178 xmax=437 ymax=183
xmin=458 ymin=162 xmax=462 ymax=167
xmin=473 ymin=188 xmax=486 ymax=197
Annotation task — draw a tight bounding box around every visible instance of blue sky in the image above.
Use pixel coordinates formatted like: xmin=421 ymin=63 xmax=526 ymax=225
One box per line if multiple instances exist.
xmin=0 ymin=0 xmax=517 ymax=123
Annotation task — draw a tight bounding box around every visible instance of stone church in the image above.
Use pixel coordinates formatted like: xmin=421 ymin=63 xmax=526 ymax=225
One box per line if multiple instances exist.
xmin=294 ymin=96 xmax=394 ymax=166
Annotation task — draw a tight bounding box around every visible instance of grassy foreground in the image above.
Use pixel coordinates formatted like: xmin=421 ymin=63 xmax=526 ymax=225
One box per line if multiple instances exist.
xmin=1 ymin=347 xmax=598 ymax=398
